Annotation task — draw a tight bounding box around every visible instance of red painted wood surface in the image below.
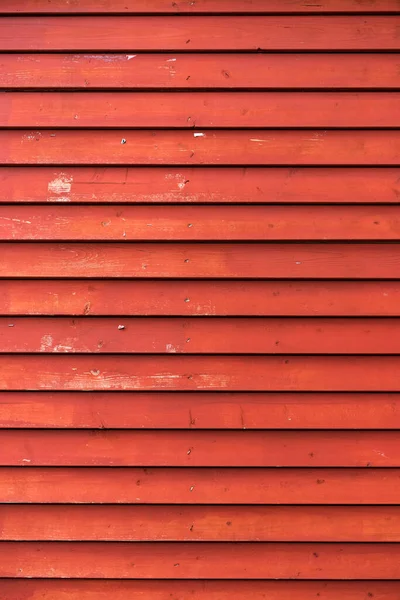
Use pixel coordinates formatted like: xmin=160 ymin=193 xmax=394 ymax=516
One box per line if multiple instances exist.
xmin=2 ymin=467 xmax=399 ymax=504
xmin=3 ymin=280 xmax=400 ymax=316
xmin=4 ymin=317 xmax=400 ymax=354
xmin=2 ymin=167 xmax=399 ymax=204
xmin=2 ymin=54 xmax=398 ymax=89
xmin=3 ymin=92 xmax=400 ymax=128
xmin=2 ymin=505 xmax=400 ymax=541
xmin=1 ymin=5 xmax=400 ymax=593
xmin=4 ymin=355 xmax=400 ymax=392
xmin=0 ymin=429 xmax=399 ymax=466
xmin=3 ymin=243 xmax=400 ymax=278
xmin=2 ymin=130 xmax=399 ymax=165
xmin=1 ymin=391 xmax=399 ymax=429
xmin=4 ymin=0 xmax=400 ymax=13
xmin=2 ymin=580 xmax=400 ymax=600
xmin=1 ymin=16 xmax=398 ymax=51
xmin=1 ymin=541 xmax=400 ymax=579
xmin=3 ymin=205 xmax=400 ymax=241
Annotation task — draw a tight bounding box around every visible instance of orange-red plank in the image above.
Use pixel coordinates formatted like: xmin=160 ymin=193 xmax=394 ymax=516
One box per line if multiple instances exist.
xmin=1 ymin=541 xmax=399 ymax=579
xmin=2 ymin=54 xmax=399 ymax=90
xmin=1 ymin=17 xmax=398 ymax=51
xmin=2 ymin=243 xmax=400 ymax=279
xmin=3 ymin=92 xmax=400 ymax=128
xmin=2 ymin=581 xmax=400 ymax=600
xmin=2 ymin=467 xmax=399 ymax=504
xmin=2 ymin=505 xmax=400 ymax=542
xmin=4 ymin=355 xmax=400 ymax=392
xmin=3 ymin=280 xmax=400 ymax=316
xmin=0 ymin=430 xmax=399 ymax=466
xmin=2 ymin=130 xmax=399 ymax=165
xmin=4 ymin=317 xmax=400 ymax=354
xmin=3 ymin=205 xmax=400 ymax=241
xmin=2 ymin=167 xmax=399 ymax=204
xmin=4 ymin=0 xmax=400 ymax=13
xmin=1 ymin=391 xmax=400 ymax=429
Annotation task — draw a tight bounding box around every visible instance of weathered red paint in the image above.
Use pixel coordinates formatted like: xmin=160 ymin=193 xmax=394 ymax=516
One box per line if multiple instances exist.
xmin=1 ymin=129 xmax=399 ymax=165
xmin=2 ymin=467 xmax=399 ymax=504
xmin=2 ymin=54 xmax=398 ymax=89
xmin=1 ymin=16 xmax=398 ymax=51
xmin=1 ymin=167 xmax=398 ymax=204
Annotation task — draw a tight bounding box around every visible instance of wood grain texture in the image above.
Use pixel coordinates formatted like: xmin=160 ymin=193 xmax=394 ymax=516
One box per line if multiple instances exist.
xmin=3 ymin=205 xmax=400 ymax=241
xmin=1 ymin=16 xmax=398 ymax=51
xmin=1 ymin=391 xmax=400 ymax=429
xmin=2 ymin=467 xmax=399 ymax=504
xmin=2 ymin=167 xmax=399 ymax=204
xmin=2 ymin=505 xmax=400 ymax=542
xmin=3 ymin=243 xmax=400 ymax=279
xmin=2 ymin=54 xmax=399 ymax=90
xmin=4 ymin=317 xmax=400 ymax=354
xmin=1 ymin=541 xmax=400 ymax=579
xmin=0 ymin=429 xmax=399 ymax=466
xmin=4 ymin=0 xmax=400 ymax=13
xmin=3 ymin=280 xmax=400 ymax=316
xmin=4 ymin=355 xmax=400 ymax=392
xmin=3 ymin=92 xmax=400 ymax=128
xmin=2 ymin=130 xmax=399 ymax=165
xmin=1 ymin=580 xmax=400 ymax=600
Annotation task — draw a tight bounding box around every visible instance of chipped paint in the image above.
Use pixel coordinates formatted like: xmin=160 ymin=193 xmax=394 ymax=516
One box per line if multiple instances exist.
xmin=47 ymin=173 xmax=73 ymax=203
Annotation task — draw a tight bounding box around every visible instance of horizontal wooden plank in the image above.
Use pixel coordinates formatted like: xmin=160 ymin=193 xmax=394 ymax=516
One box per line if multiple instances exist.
xmin=2 ymin=505 xmax=400 ymax=542
xmin=4 ymin=317 xmax=400 ymax=354
xmin=2 ymin=54 xmax=399 ymax=90
xmin=2 ymin=243 xmax=400 ymax=279
xmin=1 ymin=430 xmax=399 ymax=466
xmin=3 ymin=280 xmax=400 ymax=316
xmin=2 ymin=467 xmax=399 ymax=504
xmin=2 ymin=167 xmax=399 ymax=204
xmin=4 ymin=0 xmax=400 ymax=14
xmin=3 ymin=92 xmax=400 ymax=128
xmin=2 ymin=130 xmax=399 ymax=165
xmin=1 ymin=391 xmax=400 ymax=429
xmin=3 ymin=205 xmax=400 ymax=241
xmin=4 ymin=355 xmax=400 ymax=392
xmin=2 ymin=582 xmax=400 ymax=600
xmin=1 ymin=17 xmax=398 ymax=51
xmin=1 ymin=541 xmax=400 ymax=579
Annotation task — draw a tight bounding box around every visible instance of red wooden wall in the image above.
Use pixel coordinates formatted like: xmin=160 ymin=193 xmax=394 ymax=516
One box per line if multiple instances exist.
xmin=0 ymin=1 xmax=400 ymax=598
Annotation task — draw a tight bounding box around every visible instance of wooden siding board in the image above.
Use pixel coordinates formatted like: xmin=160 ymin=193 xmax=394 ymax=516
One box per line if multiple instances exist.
xmin=4 ymin=0 xmax=400 ymax=14
xmin=2 ymin=467 xmax=400 ymax=504
xmin=4 ymin=243 xmax=400 ymax=278
xmin=1 ymin=16 xmax=399 ymax=51
xmin=2 ymin=505 xmax=400 ymax=542
xmin=1 ymin=580 xmax=400 ymax=600
xmin=3 ymin=92 xmax=400 ymax=128
xmin=3 ymin=205 xmax=400 ymax=241
xmin=0 ymin=429 xmax=399 ymax=466
xmin=2 ymin=54 xmax=399 ymax=89
xmin=1 ymin=391 xmax=400 ymax=429
xmin=1 ymin=130 xmax=399 ymax=165
xmin=5 ymin=317 xmax=400 ymax=354
xmin=1 ymin=167 xmax=399 ymax=204
xmin=3 ymin=280 xmax=400 ymax=316
xmin=1 ymin=541 xmax=400 ymax=579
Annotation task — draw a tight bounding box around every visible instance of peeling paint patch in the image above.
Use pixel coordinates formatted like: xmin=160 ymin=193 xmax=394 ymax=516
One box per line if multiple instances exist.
xmin=40 ymin=334 xmax=53 ymax=352
xmin=194 ymin=133 xmax=205 ymax=138
xmin=127 ymin=55 xmax=137 ymax=60
xmin=48 ymin=173 xmax=73 ymax=202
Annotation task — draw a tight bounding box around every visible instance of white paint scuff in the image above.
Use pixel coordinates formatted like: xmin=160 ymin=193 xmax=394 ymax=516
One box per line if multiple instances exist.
xmin=48 ymin=173 xmax=73 ymax=203
xmin=193 ymin=133 xmax=205 ymax=138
